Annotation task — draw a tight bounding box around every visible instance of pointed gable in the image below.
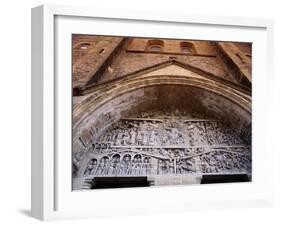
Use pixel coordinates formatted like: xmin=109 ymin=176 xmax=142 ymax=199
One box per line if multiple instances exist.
xmin=140 ymin=63 xmax=206 ymax=80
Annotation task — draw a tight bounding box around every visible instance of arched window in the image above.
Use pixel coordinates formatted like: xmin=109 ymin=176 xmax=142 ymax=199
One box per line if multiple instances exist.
xmin=180 ymin=42 xmax=196 ymax=54
xmin=146 ymin=39 xmax=164 ymax=52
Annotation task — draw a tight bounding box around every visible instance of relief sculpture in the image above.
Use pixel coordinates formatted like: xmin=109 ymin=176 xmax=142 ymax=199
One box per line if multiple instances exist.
xmin=81 ymin=110 xmax=251 ymax=178
xmin=71 ymin=36 xmax=252 ymax=191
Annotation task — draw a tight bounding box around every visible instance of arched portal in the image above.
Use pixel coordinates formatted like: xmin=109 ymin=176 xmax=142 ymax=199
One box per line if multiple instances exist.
xmin=73 ymin=79 xmax=251 ymax=189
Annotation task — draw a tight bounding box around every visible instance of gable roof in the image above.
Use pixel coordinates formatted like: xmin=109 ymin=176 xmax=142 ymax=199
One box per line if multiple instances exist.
xmin=76 ymin=60 xmax=251 ymax=96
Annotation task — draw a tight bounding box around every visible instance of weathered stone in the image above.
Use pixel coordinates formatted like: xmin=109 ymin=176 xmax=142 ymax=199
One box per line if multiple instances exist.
xmin=71 ymin=35 xmax=252 ymax=189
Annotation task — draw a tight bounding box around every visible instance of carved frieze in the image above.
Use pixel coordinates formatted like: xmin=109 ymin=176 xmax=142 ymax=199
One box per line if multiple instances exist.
xmin=80 ymin=110 xmax=251 ymax=178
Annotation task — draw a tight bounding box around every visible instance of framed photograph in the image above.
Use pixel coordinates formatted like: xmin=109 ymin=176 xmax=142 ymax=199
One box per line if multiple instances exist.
xmin=31 ymin=4 xmax=274 ymax=221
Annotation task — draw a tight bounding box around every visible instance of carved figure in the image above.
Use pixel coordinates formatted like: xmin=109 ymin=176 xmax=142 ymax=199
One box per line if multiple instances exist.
xmin=84 ymin=159 xmax=98 ymax=176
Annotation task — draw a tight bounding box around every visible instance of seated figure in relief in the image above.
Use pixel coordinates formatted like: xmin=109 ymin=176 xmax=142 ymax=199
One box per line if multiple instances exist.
xmin=96 ymin=157 xmax=110 ymax=175
xmin=108 ymin=155 xmax=120 ymax=175
xmin=142 ymin=157 xmax=152 ymax=174
xmin=84 ymin=159 xmax=98 ymax=176
xmin=131 ymin=155 xmax=142 ymax=175
xmin=118 ymin=154 xmax=131 ymax=175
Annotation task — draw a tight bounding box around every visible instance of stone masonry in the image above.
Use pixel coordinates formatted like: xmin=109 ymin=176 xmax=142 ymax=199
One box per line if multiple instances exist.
xmin=72 ymin=35 xmax=252 ymax=190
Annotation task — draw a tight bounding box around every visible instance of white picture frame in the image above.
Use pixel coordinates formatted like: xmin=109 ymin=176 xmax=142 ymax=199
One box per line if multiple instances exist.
xmin=31 ymin=4 xmax=274 ymax=221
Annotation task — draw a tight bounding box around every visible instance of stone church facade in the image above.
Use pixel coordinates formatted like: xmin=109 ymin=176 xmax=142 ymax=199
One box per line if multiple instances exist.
xmin=72 ymin=35 xmax=252 ymax=190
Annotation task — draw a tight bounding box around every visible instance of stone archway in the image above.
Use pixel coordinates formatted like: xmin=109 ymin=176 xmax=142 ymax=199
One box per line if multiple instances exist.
xmin=72 ymin=78 xmax=251 ymax=189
